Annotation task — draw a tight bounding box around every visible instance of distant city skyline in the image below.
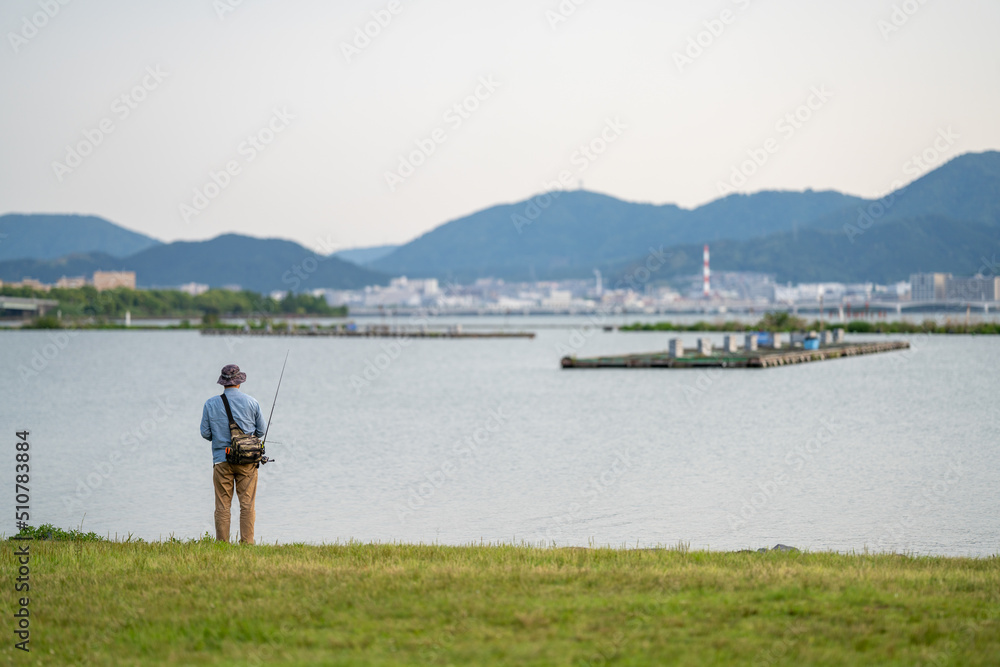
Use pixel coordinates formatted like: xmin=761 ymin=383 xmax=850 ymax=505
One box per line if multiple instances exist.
xmin=1 ymin=0 xmax=998 ymax=251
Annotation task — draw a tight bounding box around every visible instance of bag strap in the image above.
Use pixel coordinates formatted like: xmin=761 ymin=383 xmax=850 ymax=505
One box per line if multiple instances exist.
xmin=220 ymin=392 xmax=246 ymax=437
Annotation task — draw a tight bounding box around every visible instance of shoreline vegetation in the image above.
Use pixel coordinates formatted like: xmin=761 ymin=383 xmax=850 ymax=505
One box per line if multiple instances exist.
xmin=5 ymin=526 xmax=998 ymax=665
xmin=15 ymin=317 xmax=352 ymax=332
xmin=0 ymin=284 xmax=345 ymax=329
xmin=3 ymin=285 xmax=997 ymax=334
xmin=622 ymin=312 xmax=1000 ymax=335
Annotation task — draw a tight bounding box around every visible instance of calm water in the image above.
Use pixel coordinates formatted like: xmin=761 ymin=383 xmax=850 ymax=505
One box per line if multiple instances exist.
xmin=1 ymin=324 xmax=997 ymax=556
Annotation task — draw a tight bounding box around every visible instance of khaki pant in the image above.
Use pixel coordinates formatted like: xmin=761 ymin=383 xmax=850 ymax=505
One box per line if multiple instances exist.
xmin=213 ymin=461 xmax=258 ymax=544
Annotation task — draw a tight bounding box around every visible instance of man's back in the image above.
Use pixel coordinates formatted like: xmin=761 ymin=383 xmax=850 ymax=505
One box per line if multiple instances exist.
xmin=201 ymin=386 xmax=266 ymax=464
xmin=205 ymin=364 xmax=265 ymax=545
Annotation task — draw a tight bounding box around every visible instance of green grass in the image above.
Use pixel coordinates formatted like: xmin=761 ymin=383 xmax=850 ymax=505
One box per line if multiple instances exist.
xmin=2 ymin=538 xmax=998 ymax=666
xmin=9 ymin=523 xmax=109 ymax=542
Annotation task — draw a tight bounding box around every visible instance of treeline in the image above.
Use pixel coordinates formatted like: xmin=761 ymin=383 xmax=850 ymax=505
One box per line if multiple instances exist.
xmin=623 ymin=312 xmax=1000 ymax=335
xmin=1 ymin=285 xmax=346 ymax=320
xmin=835 ymin=319 xmax=1000 ymax=334
xmin=623 ymin=311 xmax=810 ymax=332
xmin=623 ymin=320 xmax=750 ymax=333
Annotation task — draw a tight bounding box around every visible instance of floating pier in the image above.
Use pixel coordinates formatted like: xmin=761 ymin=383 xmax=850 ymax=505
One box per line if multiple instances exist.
xmin=201 ymin=326 xmax=535 ymax=339
xmin=561 ymin=340 xmax=909 ymax=369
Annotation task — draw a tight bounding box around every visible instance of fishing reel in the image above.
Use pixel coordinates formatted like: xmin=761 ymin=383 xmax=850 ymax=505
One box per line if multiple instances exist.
xmin=259 ymin=441 xmax=282 ymax=466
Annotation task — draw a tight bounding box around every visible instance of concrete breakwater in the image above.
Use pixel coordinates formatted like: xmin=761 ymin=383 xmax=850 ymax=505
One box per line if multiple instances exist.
xmin=201 ymin=326 xmax=535 ymax=339
xmin=561 ymin=340 xmax=910 ymax=369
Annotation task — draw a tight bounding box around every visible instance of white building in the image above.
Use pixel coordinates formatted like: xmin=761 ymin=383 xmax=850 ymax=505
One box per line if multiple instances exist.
xmin=910 ymin=273 xmax=950 ymax=301
xmin=180 ymin=282 xmax=210 ymax=296
xmin=93 ymin=271 xmax=136 ymax=291
xmin=946 ymin=275 xmax=1000 ymax=301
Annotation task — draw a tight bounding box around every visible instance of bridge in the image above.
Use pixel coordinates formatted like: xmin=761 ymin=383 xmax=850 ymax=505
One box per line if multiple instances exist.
xmin=0 ymin=296 xmax=59 ymax=318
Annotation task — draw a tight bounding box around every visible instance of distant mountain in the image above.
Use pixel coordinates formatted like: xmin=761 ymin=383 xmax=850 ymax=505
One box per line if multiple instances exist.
xmin=679 ymin=189 xmax=868 ymax=240
xmin=808 ymin=151 xmax=1000 ymax=234
xmin=871 ymin=151 xmax=1000 ymax=226
xmin=612 ymin=216 xmax=1000 ymax=285
xmin=664 ymin=151 xmax=1000 ymax=283
xmin=127 ymin=234 xmax=388 ymax=292
xmin=370 ymin=151 xmax=1000 ymax=284
xmin=0 ymin=214 xmax=160 ymax=261
xmin=0 ymin=234 xmax=389 ymax=292
xmin=0 ymin=253 xmax=123 ymax=284
xmin=369 ymin=189 xmax=864 ymax=281
xmin=333 ymin=244 xmax=400 ymax=265
xmin=5 ymin=150 xmax=998 ymax=289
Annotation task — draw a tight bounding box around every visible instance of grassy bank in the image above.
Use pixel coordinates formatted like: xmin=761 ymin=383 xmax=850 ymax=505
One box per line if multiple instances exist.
xmin=2 ymin=536 xmax=997 ymax=665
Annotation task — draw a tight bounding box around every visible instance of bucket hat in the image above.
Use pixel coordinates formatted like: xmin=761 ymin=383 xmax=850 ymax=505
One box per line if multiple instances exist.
xmin=217 ymin=364 xmax=247 ymax=386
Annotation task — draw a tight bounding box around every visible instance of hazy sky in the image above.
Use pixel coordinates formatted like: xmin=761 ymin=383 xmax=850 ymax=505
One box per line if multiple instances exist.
xmin=2 ymin=0 xmax=998 ymax=252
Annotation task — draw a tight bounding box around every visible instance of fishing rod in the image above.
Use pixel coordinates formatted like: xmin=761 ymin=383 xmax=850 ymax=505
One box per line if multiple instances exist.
xmin=260 ymin=350 xmax=289 ymax=465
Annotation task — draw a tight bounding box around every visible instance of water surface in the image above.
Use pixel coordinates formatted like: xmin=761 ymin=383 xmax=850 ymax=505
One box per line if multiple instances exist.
xmin=2 ymin=325 xmax=997 ymax=555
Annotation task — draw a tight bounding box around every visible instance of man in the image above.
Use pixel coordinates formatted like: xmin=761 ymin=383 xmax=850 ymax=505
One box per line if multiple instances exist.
xmin=200 ymin=364 xmax=266 ymax=544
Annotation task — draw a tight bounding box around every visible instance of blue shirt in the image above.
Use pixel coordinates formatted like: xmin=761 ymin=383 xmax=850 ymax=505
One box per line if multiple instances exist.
xmin=201 ymin=387 xmax=267 ymax=465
